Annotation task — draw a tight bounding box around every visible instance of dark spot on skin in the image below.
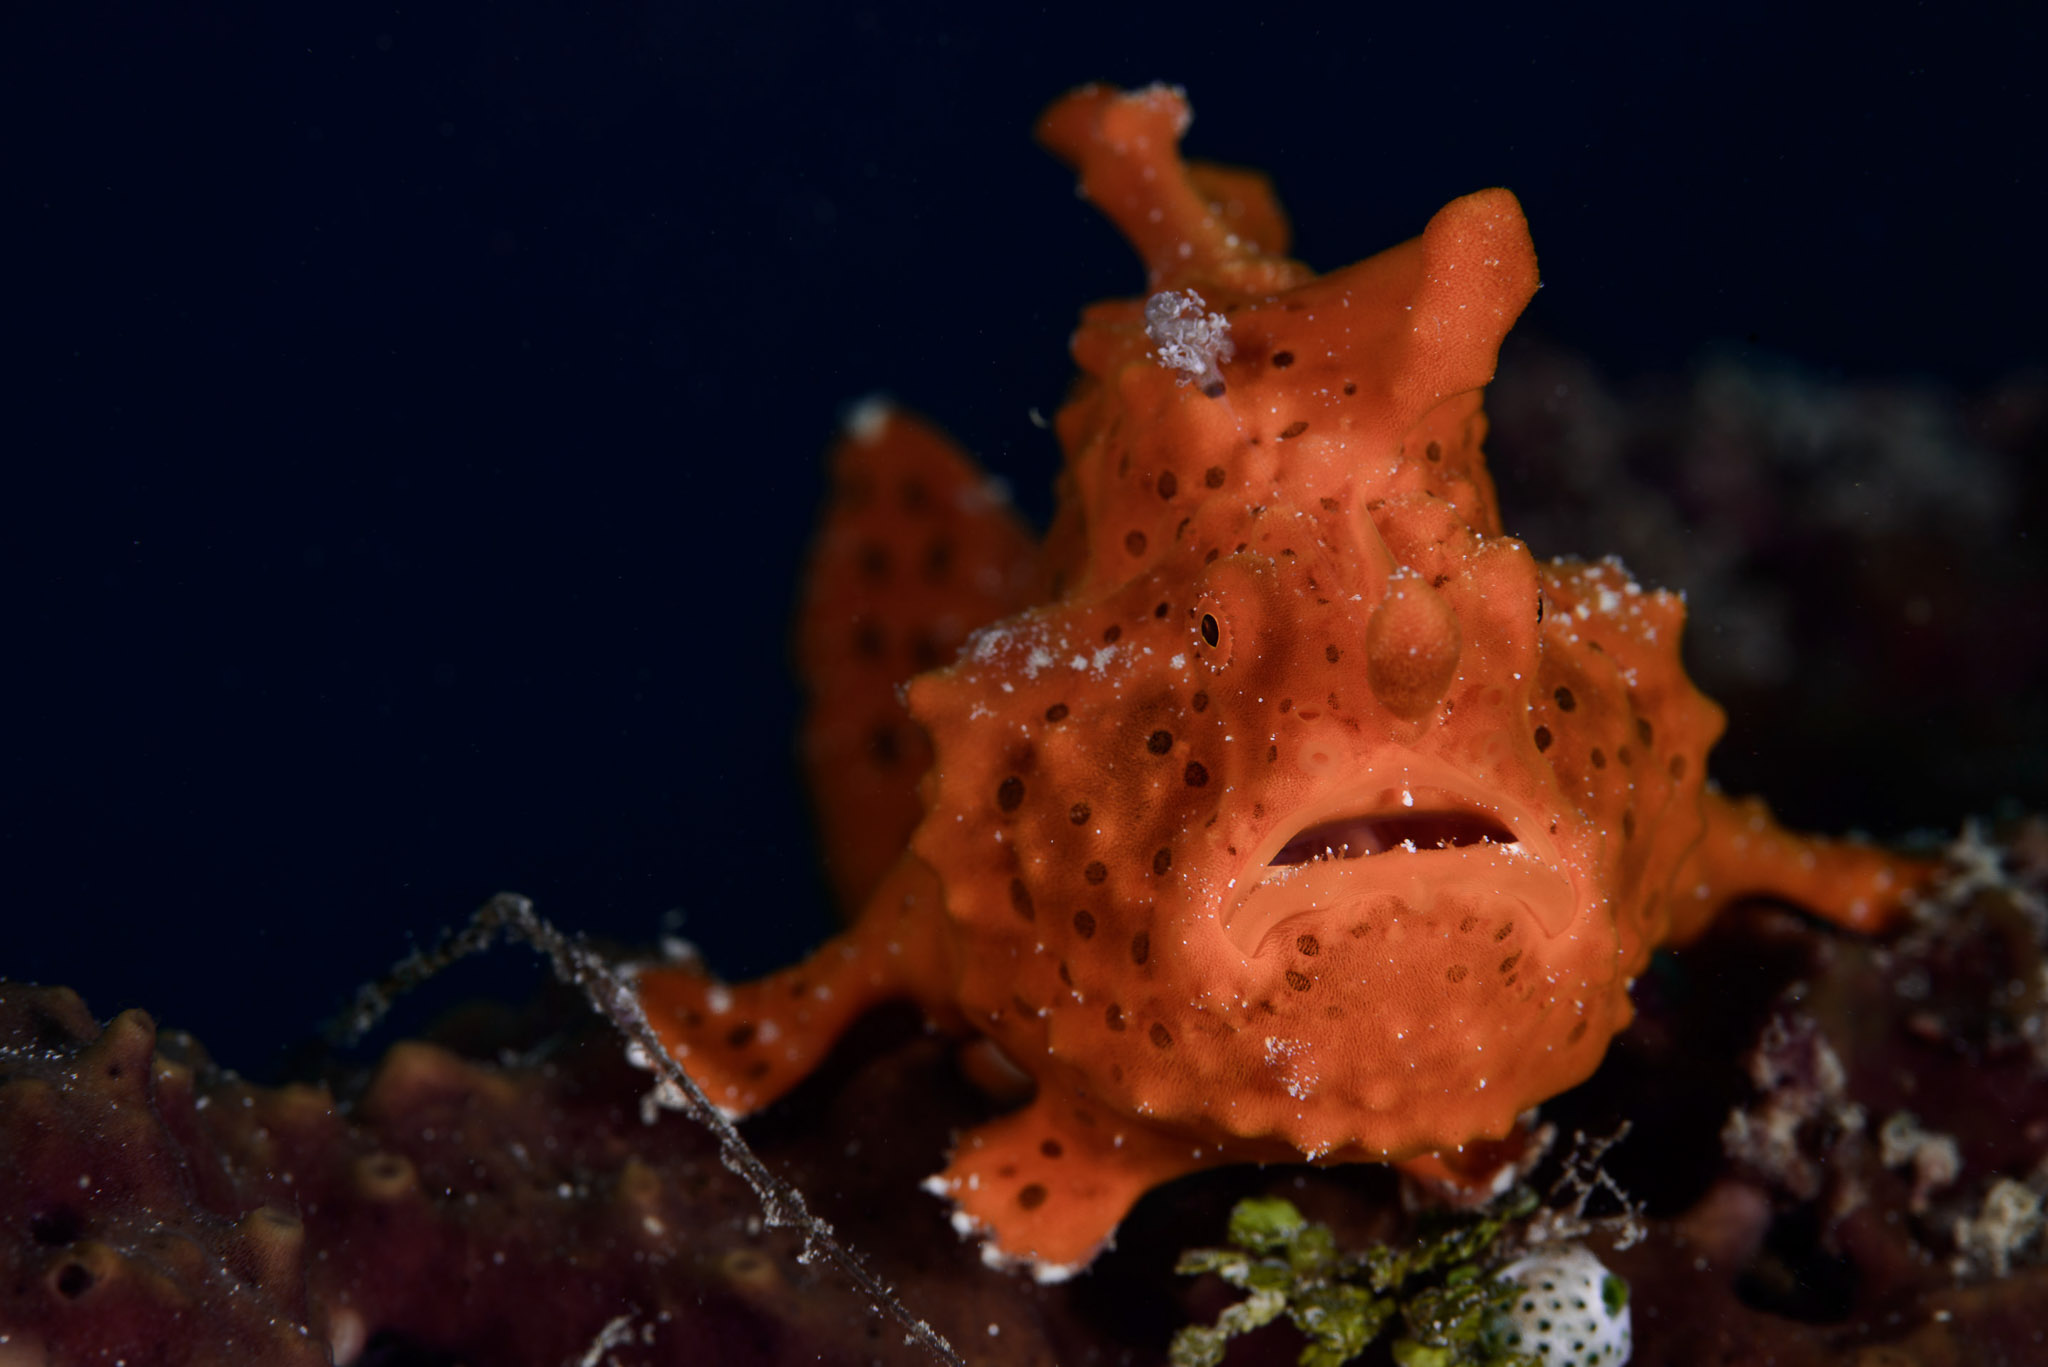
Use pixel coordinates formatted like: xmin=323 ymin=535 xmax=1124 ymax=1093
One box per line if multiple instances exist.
xmin=1192 ymin=691 xmax=1209 ymax=712
xmin=1200 ymin=614 xmax=1220 ymax=648
xmin=1184 ymin=761 xmax=1209 ymax=787
xmin=866 ymin=725 xmax=900 ymax=767
xmin=1425 ymin=440 xmax=1442 ymax=462
xmin=1278 ymin=698 xmax=1293 ymax=714
xmin=1041 ymin=1139 xmax=1064 ymax=1158
xmin=1131 ymin=932 xmax=1150 ymax=966
xmin=1147 ymin=730 xmax=1174 ymax=755
xmin=1204 ymin=548 xmax=1219 ymax=563
xmin=1200 ymin=379 xmax=1227 ymax=399
xmin=1018 ymin=1183 xmax=1047 ymax=1210
xmin=54 ymin=1262 xmax=94 ymax=1299
xmin=1058 ymin=960 xmax=1072 ymax=985
xmin=1279 ymin=421 xmax=1308 ymax=440
xmin=1296 ymin=934 xmax=1320 ymax=956
xmin=1125 ymin=530 xmax=1148 ymax=556
xmin=1106 ymin=1003 xmax=1126 ymax=1031
xmin=853 ymin=622 xmax=884 ymax=658
xmin=746 ymin=1059 xmax=771 ymax=1079
xmin=1342 ymin=381 xmax=1357 ymax=395
xmin=1155 ymin=601 xmax=1171 ymax=618
xmin=997 ymin=776 xmax=1025 ymax=811
xmin=859 ymin=543 xmax=890 ymax=578
xmin=1152 ymin=847 xmax=1172 ymax=875
xmin=1568 ymin=1018 xmax=1590 ymax=1044
xmin=1285 ymin=970 xmax=1312 ymax=991
xmin=1010 ymin=878 xmax=1035 ymax=921
xmin=1205 ymin=465 xmax=1226 ymax=488
xmin=726 ymin=1023 xmax=757 ymax=1049
xmin=1494 ymin=923 xmax=1516 ymax=942
xmin=1534 ymin=726 xmax=1553 ymax=752
xmin=1271 ymin=350 xmax=1295 ymax=368
xmin=1325 ymin=643 xmax=1340 ymax=663
xmin=1157 ymin=471 xmax=1178 ymax=499
xmin=1266 ymin=744 xmax=1278 ymax=763
xmin=1101 ymin=624 xmax=1122 ymax=645
xmin=922 ymin=539 xmax=953 ymax=583
xmin=1149 ymin=1022 xmax=1174 ymax=1049
xmin=1045 ymin=702 xmax=1070 ymax=722
xmin=1623 ymin=810 xmax=1637 ymax=839
xmin=1590 ymin=748 xmax=1606 ymax=769
xmin=909 ymin=633 xmax=942 ymax=671
xmin=1554 ymin=686 xmax=1576 ymax=712
xmin=1500 ymin=952 xmax=1522 ymax=974
xmin=1070 ymin=802 xmax=1091 ymax=825
xmin=1669 ymin=754 xmax=1688 ymax=781
xmin=1072 ymin=910 xmax=1096 ymax=938
xmin=1458 ymin=915 xmax=1478 ymax=933
xmin=1637 ymin=717 xmax=1654 ymax=746
xmin=1320 ymin=497 xmax=1339 ymax=511
xmin=1618 ymin=745 xmax=1633 ymax=766
xmin=1085 ymin=861 xmax=1108 ymax=884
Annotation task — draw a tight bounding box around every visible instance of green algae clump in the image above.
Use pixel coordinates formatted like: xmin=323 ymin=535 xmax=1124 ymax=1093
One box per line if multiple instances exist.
xmin=1169 ymin=1189 xmax=1551 ymax=1367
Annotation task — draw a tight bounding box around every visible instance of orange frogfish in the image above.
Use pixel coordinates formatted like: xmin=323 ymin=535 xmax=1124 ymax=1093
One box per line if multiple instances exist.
xmin=634 ymin=83 xmax=1930 ymax=1280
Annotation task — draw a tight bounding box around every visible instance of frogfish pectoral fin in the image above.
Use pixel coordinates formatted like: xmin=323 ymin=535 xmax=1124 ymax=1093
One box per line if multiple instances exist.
xmin=1668 ymin=789 xmax=1938 ymax=942
xmin=635 ymin=853 xmax=956 ymax=1117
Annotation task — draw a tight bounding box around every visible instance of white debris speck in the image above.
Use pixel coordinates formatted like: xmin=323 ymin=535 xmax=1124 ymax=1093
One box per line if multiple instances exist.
xmin=1262 ymin=1036 xmax=1319 ymax=1101
xmin=843 ymin=395 xmax=892 ymax=445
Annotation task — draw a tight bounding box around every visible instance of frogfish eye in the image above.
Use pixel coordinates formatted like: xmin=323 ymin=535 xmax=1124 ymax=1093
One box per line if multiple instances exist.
xmin=1199 ymin=613 xmax=1221 ymax=648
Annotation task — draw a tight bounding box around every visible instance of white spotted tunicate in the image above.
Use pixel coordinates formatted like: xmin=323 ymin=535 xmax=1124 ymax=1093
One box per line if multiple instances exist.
xmin=1485 ymin=1243 xmax=1631 ymax=1367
